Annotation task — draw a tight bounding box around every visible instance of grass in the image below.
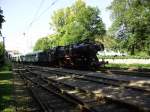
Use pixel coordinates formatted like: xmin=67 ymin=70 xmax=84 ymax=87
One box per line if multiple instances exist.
xmin=98 ymin=55 xmax=150 ymax=59
xmin=0 ymin=63 xmax=14 ymax=112
xmin=105 ymin=63 xmax=150 ymax=69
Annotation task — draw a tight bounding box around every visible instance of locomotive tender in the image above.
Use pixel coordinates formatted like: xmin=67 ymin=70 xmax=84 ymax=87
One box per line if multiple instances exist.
xmin=13 ymin=39 xmax=105 ymax=69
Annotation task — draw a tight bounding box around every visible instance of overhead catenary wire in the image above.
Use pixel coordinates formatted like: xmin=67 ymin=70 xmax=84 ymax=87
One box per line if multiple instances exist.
xmin=27 ymin=0 xmax=58 ymax=30
xmin=35 ymin=0 xmax=58 ymax=20
xmin=22 ymin=0 xmax=58 ymax=53
xmin=24 ymin=0 xmax=45 ymax=35
xmin=28 ymin=0 xmax=45 ymax=28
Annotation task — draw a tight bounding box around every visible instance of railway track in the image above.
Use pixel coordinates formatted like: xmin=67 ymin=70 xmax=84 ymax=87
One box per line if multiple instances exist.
xmin=27 ymin=66 xmax=150 ymax=92
xmin=20 ymin=69 xmax=109 ymax=112
xmin=19 ymin=70 xmax=82 ymax=112
xmin=20 ymin=68 xmax=142 ymax=112
xmin=103 ymin=69 xmax=150 ymax=78
xmin=13 ymin=68 xmax=42 ymax=112
xmin=24 ymin=66 xmax=150 ymax=112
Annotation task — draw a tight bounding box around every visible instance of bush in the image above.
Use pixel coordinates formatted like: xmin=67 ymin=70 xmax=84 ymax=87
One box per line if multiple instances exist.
xmin=0 ymin=62 xmax=12 ymax=71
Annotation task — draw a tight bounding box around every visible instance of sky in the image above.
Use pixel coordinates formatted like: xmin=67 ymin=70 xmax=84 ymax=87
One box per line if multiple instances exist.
xmin=0 ymin=0 xmax=112 ymax=54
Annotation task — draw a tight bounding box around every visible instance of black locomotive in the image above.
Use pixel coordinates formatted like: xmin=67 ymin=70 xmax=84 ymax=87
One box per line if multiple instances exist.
xmin=13 ymin=39 xmax=105 ymax=69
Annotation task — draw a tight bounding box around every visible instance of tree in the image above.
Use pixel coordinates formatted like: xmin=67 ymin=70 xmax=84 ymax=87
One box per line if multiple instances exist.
xmin=108 ymin=0 xmax=150 ymax=55
xmin=0 ymin=42 xmax=4 ymax=56
xmin=34 ymin=0 xmax=106 ymax=51
xmin=0 ymin=8 xmax=5 ymax=29
xmin=50 ymin=0 xmax=105 ymax=44
xmin=33 ymin=34 xmax=59 ymax=51
xmin=0 ymin=8 xmax=5 ymax=56
xmin=33 ymin=37 xmax=51 ymax=51
xmin=0 ymin=42 xmax=4 ymax=65
xmin=0 ymin=8 xmax=5 ymax=65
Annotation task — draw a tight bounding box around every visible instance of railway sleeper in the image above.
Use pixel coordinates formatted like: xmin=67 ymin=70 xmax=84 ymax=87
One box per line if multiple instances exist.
xmin=20 ymin=68 xmax=150 ymax=112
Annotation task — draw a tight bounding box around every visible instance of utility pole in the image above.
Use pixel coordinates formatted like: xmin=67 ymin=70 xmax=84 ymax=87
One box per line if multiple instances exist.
xmin=2 ymin=36 xmax=5 ymax=55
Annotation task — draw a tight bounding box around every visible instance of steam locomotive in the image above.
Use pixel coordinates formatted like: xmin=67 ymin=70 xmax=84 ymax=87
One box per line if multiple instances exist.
xmin=12 ymin=39 xmax=105 ymax=69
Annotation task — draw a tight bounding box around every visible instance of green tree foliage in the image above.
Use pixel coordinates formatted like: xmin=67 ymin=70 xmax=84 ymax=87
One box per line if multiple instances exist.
xmin=0 ymin=8 xmax=5 ymax=29
xmin=95 ymin=35 xmax=118 ymax=50
xmin=0 ymin=42 xmax=4 ymax=56
xmin=0 ymin=42 xmax=4 ymax=64
xmin=0 ymin=8 xmax=5 ymax=65
xmin=51 ymin=0 xmax=105 ymax=44
xmin=34 ymin=0 xmax=106 ymax=51
xmin=33 ymin=37 xmax=51 ymax=51
xmin=33 ymin=34 xmax=59 ymax=51
xmin=108 ymin=0 xmax=150 ymax=55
